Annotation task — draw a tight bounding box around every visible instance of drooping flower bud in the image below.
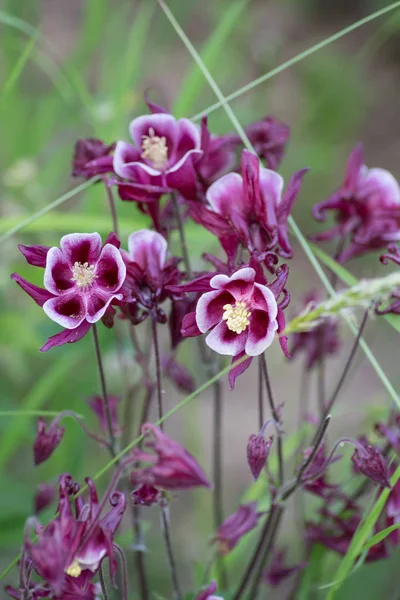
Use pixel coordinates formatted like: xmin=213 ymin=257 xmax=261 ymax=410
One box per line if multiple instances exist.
xmin=214 ymin=503 xmax=264 ymax=555
xmin=132 ymin=484 xmax=160 ymax=507
xmin=86 ymin=395 xmax=121 ymax=436
xmin=72 ymin=138 xmax=115 ymax=179
xmin=247 ymin=424 xmax=273 ymax=481
xmin=351 ymin=438 xmax=391 ymax=489
xmin=34 ymin=483 xmax=56 ymax=514
xmin=33 ymin=418 xmax=65 ymax=466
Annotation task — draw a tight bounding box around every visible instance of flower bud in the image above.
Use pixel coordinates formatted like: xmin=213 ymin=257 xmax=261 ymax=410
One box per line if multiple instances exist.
xmin=86 ymin=395 xmax=121 ymax=436
xmin=132 ymin=484 xmax=160 ymax=507
xmin=34 ymin=483 xmax=56 ymax=514
xmin=351 ymin=439 xmax=391 ymax=488
xmin=247 ymin=433 xmax=273 ymax=481
xmin=33 ymin=418 xmax=65 ymax=466
xmin=214 ymin=503 xmax=264 ymax=555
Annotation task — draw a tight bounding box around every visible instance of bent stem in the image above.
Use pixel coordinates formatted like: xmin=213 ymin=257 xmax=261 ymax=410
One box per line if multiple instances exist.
xmin=260 ymin=355 xmax=284 ymax=485
xmin=99 ymin=564 xmax=109 ymax=600
xmin=92 ymin=323 xmax=118 ymax=458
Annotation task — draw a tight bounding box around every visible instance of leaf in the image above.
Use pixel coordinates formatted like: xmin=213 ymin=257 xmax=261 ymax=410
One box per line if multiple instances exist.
xmin=173 ymin=0 xmax=249 ymax=117
xmin=363 ymin=523 xmax=400 ymax=550
xmin=1 ymin=31 xmax=38 ymax=101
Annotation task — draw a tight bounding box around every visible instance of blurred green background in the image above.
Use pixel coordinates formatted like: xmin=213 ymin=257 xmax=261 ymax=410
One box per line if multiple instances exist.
xmin=1 ymin=0 xmax=400 ymax=597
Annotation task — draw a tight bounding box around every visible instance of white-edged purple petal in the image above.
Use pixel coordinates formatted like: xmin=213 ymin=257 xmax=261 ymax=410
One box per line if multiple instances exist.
xmin=252 ymin=283 xmax=278 ymax=321
xmin=127 ymin=229 xmax=167 ymax=275
xmin=129 ymin=114 xmax=178 ymax=169
xmin=207 ymin=172 xmax=244 ymax=216
xmin=196 ymin=289 xmax=234 ymax=333
xmin=11 ymin=273 xmax=54 ymax=307
xmin=174 ymin=118 xmax=201 ymax=159
xmin=59 ymin=233 xmax=102 ymax=266
xmin=259 ymin=167 xmax=284 ymax=207
xmin=210 ymin=268 xmax=255 ymax=291
xmin=166 ymin=148 xmax=203 ymax=197
xmin=113 ymin=141 xmax=142 ymax=179
xmin=245 ymin=311 xmax=278 ymax=356
xmin=205 ymin=320 xmax=247 ymax=356
xmin=43 ymin=247 xmax=74 ymax=295
xmin=359 ymin=167 xmax=400 ymax=207
xmin=40 ymin=320 xmax=92 ymax=352
xmin=94 ymin=243 xmax=126 ymax=292
xmin=43 ymin=292 xmax=86 ymax=329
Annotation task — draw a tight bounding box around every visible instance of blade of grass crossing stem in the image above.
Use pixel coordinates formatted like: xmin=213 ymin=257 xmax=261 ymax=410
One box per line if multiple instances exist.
xmin=173 ymin=0 xmax=249 ymax=117
xmin=190 ymin=1 xmax=400 ymax=120
xmin=310 ymin=243 xmax=400 ymax=335
xmin=157 ymin=0 xmax=400 ymax=409
xmin=0 ymin=177 xmax=99 ymax=244
xmin=0 ymin=351 xmax=85 ymax=470
xmin=325 ymin=463 xmax=400 ymax=599
xmin=1 ymin=32 xmax=38 ymax=101
xmin=362 ymin=523 xmax=400 ymax=550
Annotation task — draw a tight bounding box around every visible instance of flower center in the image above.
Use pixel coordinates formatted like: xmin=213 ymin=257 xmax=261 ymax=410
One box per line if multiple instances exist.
xmin=71 ymin=261 xmax=97 ymax=289
xmin=65 ymin=559 xmax=82 ymax=578
xmin=141 ymin=127 xmax=168 ymax=170
xmin=222 ymin=301 xmax=251 ymax=334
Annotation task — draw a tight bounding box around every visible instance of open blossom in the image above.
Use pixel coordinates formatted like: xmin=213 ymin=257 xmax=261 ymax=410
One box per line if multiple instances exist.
xmin=25 ymin=474 xmax=126 ymax=596
xmin=130 ymin=423 xmax=211 ymax=491
xmin=11 ymin=232 xmax=126 ymax=351
xmin=312 ymin=144 xmax=400 ymax=262
xmin=214 ymin=503 xmax=264 ymax=554
xmin=72 ymin=138 xmax=115 ymax=179
xmin=113 ymin=103 xmax=204 ymax=199
xmin=189 ymin=149 xmax=307 ymax=261
xmin=34 ymin=417 xmax=65 ymax=466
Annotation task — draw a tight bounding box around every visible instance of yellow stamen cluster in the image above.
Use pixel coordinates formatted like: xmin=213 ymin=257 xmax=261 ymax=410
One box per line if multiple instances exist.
xmin=65 ymin=559 xmax=82 ymax=578
xmin=222 ymin=301 xmax=251 ymax=334
xmin=141 ymin=127 xmax=168 ymax=170
xmin=71 ymin=261 xmax=97 ymax=289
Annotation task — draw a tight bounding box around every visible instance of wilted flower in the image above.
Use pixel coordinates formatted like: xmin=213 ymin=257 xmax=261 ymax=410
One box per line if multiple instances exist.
xmin=130 ymin=423 xmax=211 ymax=491
xmin=86 ymin=395 xmax=121 ymax=436
xmin=189 ymin=150 xmax=307 ymax=261
xmin=12 ymin=232 xmax=126 ymax=351
xmin=132 ymin=483 xmax=160 ymax=507
xmin=25 ymin=474 xmax=126 ymax=596
xmin=245 ymin=115 xmax=290 ymax=170
xmin=264 ymin=548 xmax=305 ymax=587
xmin=290 ymin=291 xmax=340 ymax=370
xmin=33 ymin=417 xmax=65 ymax=466
xmin=72 ymin=138 xmax=115 ymax=179
xmin=34 ymin=483 xmax=56 ymax=514
xmin=194 ymin=581 xmax=223 ymax=600
xmin=351 ymin=438 xmax=391 ymax=488
xmin=114 ymin=104 xmax=204 ymax=199
xmin=214 ymin=503 xmax=264 ymax=554
xmin=247 ymin=421 xmax=274 ymax=481
xmin=312 ymin=144 xmax=400 ymax=262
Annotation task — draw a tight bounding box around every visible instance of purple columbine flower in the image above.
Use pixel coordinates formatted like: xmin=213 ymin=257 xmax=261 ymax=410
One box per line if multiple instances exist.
xmin=34 ymin=483 xmax=56 ymax=515
xmin=245 ymin=115 xmax=290 ymax=170
xmin=290 ymin=291 xmax=340 ymax=370
xmin=130 ymin=423 xmax=211 ymax=491
xmin=25 ymin=474 xmax=126 ymax=596
xmin=312 ymin=144 xmax=400 ymax=262
xmin=86 ymin=395 xmax=121 ymax=436
xmin=113 ymin=103 xmax=204 ymax=199
xmin=12 ymin=232 xmax=126 ymax=351
xmin=247 ymin=425 xmax=273 ymax=481
xmin=214 ymin=503 xmax=264 ymax=555
xmin=351 ymin=438 xmax=391 ymax=489
xmin=132 ymin=483 xmax=161 ymax=507
xmin=194 ymin=581 xmax=223 ymax=600
xmin=197 ymin=128 xmax=240 ymax=189
xmin=33 ymin=417 xmax=65 ymax=466
xmin=72 ymin=138 xmax=115 ymax=179
xmin=189 ymin=149 xmax=308 ymax=261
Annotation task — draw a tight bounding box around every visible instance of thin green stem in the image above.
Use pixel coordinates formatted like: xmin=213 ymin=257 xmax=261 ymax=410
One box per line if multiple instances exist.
xmin=151 ymin=317 xmax=163 ymax=426
xmin=104 ymin=179 xmax=119 ymax=236
xmin=171 ymin=193 xmax=192 ymax=278
xmin=99 ymin=564 xmax=109 ymax=600
xmin=161 ymin=503 xmax=183 ymax=600
xmin=258 ymin=357 xmax=264 ymax=430
xmin=213 ymin=377 xmax=228 ymax=589
xmin=260 ymin=355 xmax=284 ymax=486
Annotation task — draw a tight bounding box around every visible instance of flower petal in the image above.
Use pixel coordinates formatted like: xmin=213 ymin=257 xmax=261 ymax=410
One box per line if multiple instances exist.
xmin=245 ymin=310 xmax=278 ymax=356
xmin=43 ymin=292 xmax=86 ymax=329
xmin=43 ymin=247 xmax=74 ymax=295
xmin=205 ymin=320 xmax=247 ymax=356
xmin=127 ymin=229 xmax=167 ymax=276
xmin=207 ymin=172 xmax=245 ymax=216
xmin=11 ymin=273 xmax=54 ymax=306
xmin=18 ymin=244 xmax=50 ymax=267
xmin=229 ymin=351 xmax=253 ymax=390
xmin=85 ymin=290 xmax=123 ymax=323
xmin=40 ymin=320 xmax=92 ymax=352
xmin=196 ymin=289 xmax=233 ymax=333
xmin=113 ymin=141 xmax=142 ymax=179
xmin=60 ymin=233 xmax=102 ymax=266
xmin=359 ymin=167 xmax=400 ymax=207
xmin=129 ymin=113 xmax=178 ymax=166
xmin=210 ymin=267 xmax=255 ymax=292
xmin=251 ymin=283 xmax=278 ymax=321
xmin=94 ymin=243 xmax=126 ymax=292
xmin=166 ymin=148 xmax=203 ymax=198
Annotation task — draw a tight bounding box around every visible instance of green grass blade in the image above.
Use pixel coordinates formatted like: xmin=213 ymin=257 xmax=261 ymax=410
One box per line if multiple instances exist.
xmin=0 ymin=178 xmax=99 ymax=244
xmin=191 ymin=0 xmax=400 ymax=120
xmin=157 ymin=0 xmax=400 ymax=408
xmin=326 ymin=464 xmax=400 ymax=599
xmin=173 ymin=0 xmax=248 ymax=117
xmin=0 ymin=410 xmax=83 ymax=418
xmin=363 ymin=523 xmax=400 ymax=550
xmin=1 ymin=32 xmax=37 ymax=101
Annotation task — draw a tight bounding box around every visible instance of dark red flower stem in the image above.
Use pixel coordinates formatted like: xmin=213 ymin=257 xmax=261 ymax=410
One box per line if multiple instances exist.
xmin=113 ymin=544 xmax=128 ymax=600
xmin=151 ymin=316 xmax=164 ymax=427
xmin=260 ymin=355 xmax=284 ymax=485
xmin=171 ymin=193 xmax=192 ymax=278
xmin=161 ymin=502 xmax=183 ymax=600
xmin=92 ymin=323 xmax=118 ymax=458
xmin=258 ymin=357 xmax=264 ymax=430
xmin=99 ymin=564 xmax=110 ymax=600
xmin=104 ymin=177 xmax=119 ymax=236
xmin=213 ymin=374 xmax=228 ymax=589
xmin=317 ymin=357 xmax=326 ymax=420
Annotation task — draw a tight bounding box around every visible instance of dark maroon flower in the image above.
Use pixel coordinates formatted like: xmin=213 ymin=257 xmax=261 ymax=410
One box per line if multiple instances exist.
xmin=34 ymin=417 xmax=65 ymax=466
xmin=132 ymin=483 xmax=160 ymax=507
xmin=245 ymin=115 xmax=290 ymax=170
xmin=264 ymin=548 xmax=305 ymax=587
xmin=86 ymin=395 xmax=121 ymax=436
xmin=194 ymin=581 xmax=223 ymax=600
xmin=72 ymin=138 xmax=115 ymax=179
xmin=130 ymin=423 xmax=211 ymax=491
xmin=34 ymin=483 xmax=56 ymax=514
xmin=26 ymin=474 xmax=126 ymax=595
xmin=189 ymin=150 xmax=307 ymax=260
xmin=247 ymin=424 xmax=273 ymax=481
xmin=6 ymin=582 xmax=52 ymax=599
xmin=376 ymin=244 xmax=400 ymax=315
xmin=375 ymin=412 xmax=400 ymax=453
xmin=114 ymin=107 xmax=204 ymax=199
xmin=197 ymin=131 xmax=240 ymax=188
xmin=312 ymin=144 xmax=400 ymax=262
xmin=162 ymin=356 xmax=196 ymax=394
xmin=351 ymin=438 xmax=391 ymax=488
xmin=290 ymin=291 xmax=340 ymax=370
xmin=301 ymin=444 xmax=343 ymax=500
xmin=12 ymin=232 xmax=126 ymax=351
xmin=214 ymin=503 xmax=264 ymax=555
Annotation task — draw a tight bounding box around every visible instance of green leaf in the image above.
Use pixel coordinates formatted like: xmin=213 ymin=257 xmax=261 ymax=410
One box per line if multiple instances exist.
xmin=1 ymin=31 xmax=37 ymax=101
xmin=173 ymin=0 xmax=249 ymax=117
xmin=363 ymin=523 xmax=400 ymax=550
